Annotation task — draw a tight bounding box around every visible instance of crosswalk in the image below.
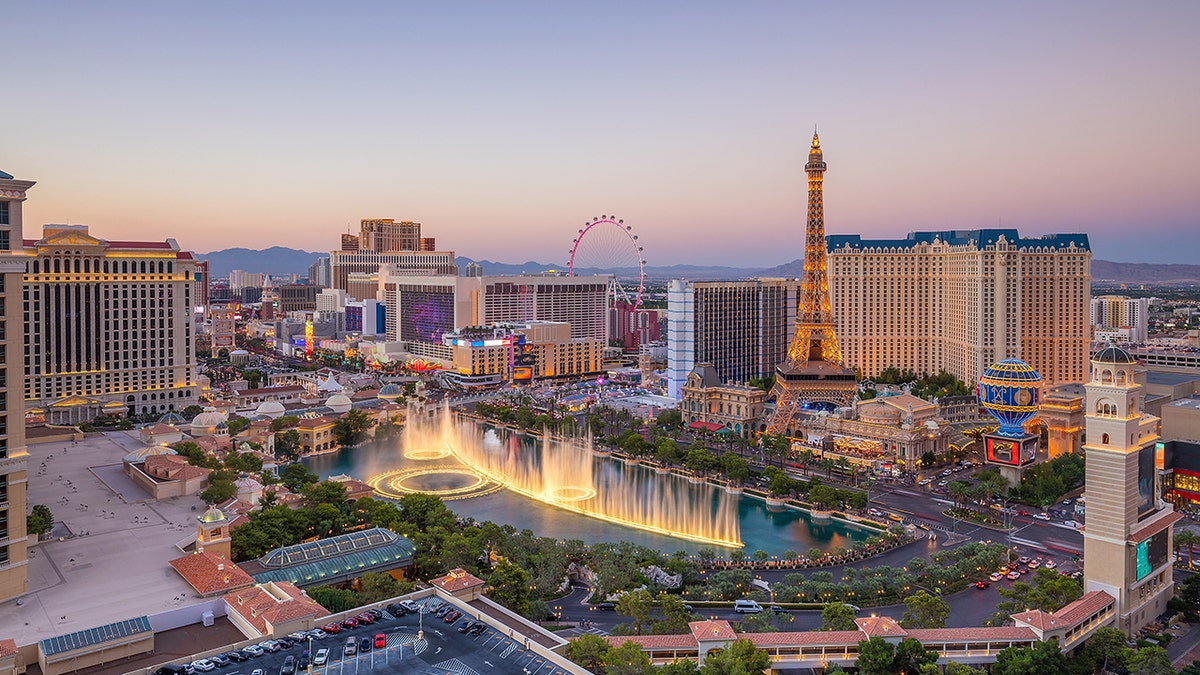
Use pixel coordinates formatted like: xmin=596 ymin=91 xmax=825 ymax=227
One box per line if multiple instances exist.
xmin=431 ymin=658 xmax=481 ymax=675
xmin=385 ymin=631 xmax=428 ymax=655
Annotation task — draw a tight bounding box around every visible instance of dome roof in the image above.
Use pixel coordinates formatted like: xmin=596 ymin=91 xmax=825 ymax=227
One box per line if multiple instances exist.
xmin=378 ymin=383 xmax=404 ymax=402
xmin=123 ymin=445 xmax=177 ymax=463
xmin=190 ymin=407 xmax=228 ymax=432
xmin=158 ymin=411 xmax=186 ymax=425
xmin=979 ymin=358 xmax=1043 ymax=386
xmin=198 ymin=505 xmax=227 ymax=523
xmin=325 ymin=393 xmax=353 ymax=414
xmin=1094 ymin=345 xmax=1137 ymax=365
xmin=859 ymin=401 xmax=901 ymax=423
xmin=255 ymin=399 xmax=287 ymax=419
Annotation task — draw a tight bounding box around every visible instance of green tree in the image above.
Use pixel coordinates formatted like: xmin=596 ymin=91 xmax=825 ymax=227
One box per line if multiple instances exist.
xmin=616 ymin=589 xmax=655 ymax=634
xmin=658 ymin=661 xmax=699 ymax=675
xmin=699 ymin=638 xmax=770 ymax=675
xmin=656 ymin=409 xmax=683 ymax=429
xmin=307 ymin=586 xmax=359 ymax=613
xmin=272 ymin=415 xmax=301 ymax=431
xmin=945 ymin=663 xmax=986 ymax=675
xmin=487 ymin=560 xmax=531 ymax=616
xmin=1127 ymin=646 xmax=1175 ymax=675
xmin=27 ymin=504 xmax=55 ymax=537
xmin=855 ymin=637 xmax=896 ymax=675
xmin=606 ymin=641 xmax=655 ymax=675
xmin=892 ymin=637 xmax=937 ymax=673
xmin=564 ymin=634 xmax=611 ymax=672
xmin=301 ymin=480 xmax=348 ymax=507
xmin=991 ymin=639 xmax=1068 ymax=675
xmin=278 ymin=462 xmax=319 ymax=492
xmin=821 ymin=602 xmax=858 ymax=631
xmin=356 ymin=571 xmax=412 ymax=604
xmin=655 ymin=593 xmax=696 ymax=635
xmin=333 ymin=409 xmax=374 ymax=447
xmin=226 ymin=416 xmax=251 ymax=436
xmin=200 ymin=478 xmax=237 ymax=505
xmin=224 ymin=451 xmax=264 ymax=473
xmin=1078 ymin=626 xmax=1131 ymax=674
xmin=181 ymin=404 xmax=204 ymax=420
xmin=901 ymin=590 xmax=950 ymax=628
xmin=275 ymin=429 xmax=301 ymax=459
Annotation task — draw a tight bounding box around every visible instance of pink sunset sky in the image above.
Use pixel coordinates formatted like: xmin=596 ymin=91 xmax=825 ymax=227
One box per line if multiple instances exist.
xmin=5 ymin=2 xmax=1198 ymax=265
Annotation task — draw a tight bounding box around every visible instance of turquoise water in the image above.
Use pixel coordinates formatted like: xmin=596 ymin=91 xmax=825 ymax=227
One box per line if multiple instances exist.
xmin=302 ymin=424 xmax=872 ymax=556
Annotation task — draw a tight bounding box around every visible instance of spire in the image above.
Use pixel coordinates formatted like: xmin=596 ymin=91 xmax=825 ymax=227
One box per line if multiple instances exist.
xmin=811 ymin=126 xmax=820 ymax=149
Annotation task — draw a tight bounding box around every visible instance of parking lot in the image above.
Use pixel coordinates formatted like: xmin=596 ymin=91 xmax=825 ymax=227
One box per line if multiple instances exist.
xmin=169 ymin=598 xmax=576 ymax=675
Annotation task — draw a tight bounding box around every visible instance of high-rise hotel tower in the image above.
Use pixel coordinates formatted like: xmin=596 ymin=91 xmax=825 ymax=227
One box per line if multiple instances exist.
xmin=826 ymin=230 xmax=1091 ymax=385
xmin=0 ymin=169 xmax=31 ymax=601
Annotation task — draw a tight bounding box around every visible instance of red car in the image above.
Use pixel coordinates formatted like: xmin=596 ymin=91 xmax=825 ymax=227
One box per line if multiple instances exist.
xmin=340 ymin=617 xmax=359 ymax=629
xmin=374 ymin=634 xmax=386 ymax=649
xmin=321 ymin=622 xmax=342 ymax=634
xmin=443 ymin=610 xmax=461 ymax=624
xmin=355 ymin=613 xmax=376 ymax=625
xmin=975 ymin=581 xmax=990 ymax=589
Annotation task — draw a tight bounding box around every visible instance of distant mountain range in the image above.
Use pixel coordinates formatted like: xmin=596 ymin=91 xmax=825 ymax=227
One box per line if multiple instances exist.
xmin=197 ymin=247 xmax=1200 ymax=285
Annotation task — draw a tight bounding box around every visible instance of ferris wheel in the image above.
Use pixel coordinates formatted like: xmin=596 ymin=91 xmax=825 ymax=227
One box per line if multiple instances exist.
xmin=567 ymin=215 xmax=647 ymax=309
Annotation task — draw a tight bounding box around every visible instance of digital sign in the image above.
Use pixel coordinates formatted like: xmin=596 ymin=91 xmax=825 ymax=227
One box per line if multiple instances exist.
xmin=1136 ymin=530 xmax=1170 ymax=581
xmin=1137 ymin=446 xmax=1158 ymax=517
xmin=986 ymin=436 xmax=1037 ymax=466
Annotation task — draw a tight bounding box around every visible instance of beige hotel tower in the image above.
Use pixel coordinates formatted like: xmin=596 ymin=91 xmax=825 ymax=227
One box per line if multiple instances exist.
xmin=1082 ymin=346 xmax=1179 ymax=635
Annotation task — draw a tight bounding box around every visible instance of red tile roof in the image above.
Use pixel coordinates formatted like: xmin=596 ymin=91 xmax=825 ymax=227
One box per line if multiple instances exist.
xmin=298 ymin=416 xmax=335 ymax=429
xmin=606 ymin=634 xmax=698 ymax=649
xmin=224 ymin=582 xmax=328 ymax=635
xmin=856 ymin=616 xmax=907 ymax=638
xmin=169 ymin=552 xmax=255 ymax=596
xmin=430 ymin=568 xmax=486 ymax=593
xmin=689 ymin=619 xmax=737 ymax=641
xmin=144 ymin=454 xmax=212 ymax=482
xmin=1050 ymin=590 xmax=1115 ymax=626
xmin=906 ymin=627 xmax=1038 ymax=642
xmin=1129 ymin=512 xmax=1183 ymax=544
xmin=748 ymin=630 xmax=864 ymax=646
xmin=0 ymin=639 xmax=16 ymax=657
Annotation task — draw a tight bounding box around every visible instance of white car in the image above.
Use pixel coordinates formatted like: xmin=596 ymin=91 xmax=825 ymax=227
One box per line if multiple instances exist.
xmin=1064 ymin=520 xmax=1080 ymax=528
xmin=1045 ymin=560 xmax=1057 ymax=569
xmin=307 ymin=629 xmax=328 ymax=640
xmin=313 ymin=649 xmax=330 ymax=667
xmin=1033 ymin=513 xmax=1051 ymax=521
xmin=190 ymin=660 xmax=215 ymax=673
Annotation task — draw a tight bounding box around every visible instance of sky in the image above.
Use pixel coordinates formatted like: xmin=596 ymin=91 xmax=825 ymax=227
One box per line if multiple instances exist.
xmin=6 ymin=2 xmax=1199 ymax=266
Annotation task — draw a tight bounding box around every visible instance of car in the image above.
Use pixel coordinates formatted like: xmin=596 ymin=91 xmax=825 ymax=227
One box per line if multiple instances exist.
xmin=1007 ymin=571 xmax=1020 ymax=580
xmin=1062 ymin=499 xmax=1072 ymax=505
xmin=1019 ymin=556 xmax=1030 ymax=564
xmin=919 ymin=478 xmax=932 ymax=486
xmin=1016 ymin=510 xmax=1030 ymax=516
xmin=942 ymin=469 xmax=953 ymax=476
xmin=469 ymin=623 xmax=487 ymax=636
xmin=444 ymin=610 xmax=462 ymax=623
xmin=343 ymin=638 xmax=357 ymax=657
xmin=1017 ymin=566 xmax=1028 ymax=574
xmin=975 ymin=581 xmax=990 ymax=589
xmin=888 ymin=514 xmax=904 ymax=522
xmin=154 ymin=666 xmax=190 ymax=675
xmin=359 ymin=637 xmax=372 ymax=653
xmin=299 ymin=652 xmax=310 ymax=670
xmin=321 ymin=622 xmax=341 ymax=634
xmin=1034 ymin=513 xmax=1051 ymax=521
xmin=366 ymin=608 xmax=383 ymax=619
xmin=280 ymin=656 xmax=295 ymax=675
xmin=868 ymin=508 xmax=883 ymax=517
xmin=989 ymin=572 xmax=1002 ymax=582
xmin=225 ymin=652 xmax=248 ymax=663
xmin=355 ymin=612 xmax=376 ymax=624
xmin=307 ymin=629 xmax=328 ymax=641
xmin=998 ymin=566 xmax=1009 ymax=574
xmin=276 ymin=636 xmax=297 ymax=649
xmin=210 ymin=655 xmax=231 ymax=668
xmin=1045 ymin=560 xmax=1057 ymax=569
xmin=313 ymin=649 xmax=329 ymax=667
xmin=937 ymin=480 xmax=948 ymax=486
xmin=459 ymin=620 xmax=476 ymax=633
xmin=734 ymin=599 xmax=763 ymax=613
xmin=340 ymin=617 xmax=359 ymax=629
xmin=242 ymin=645 xmax=265 ymax=658
xmin=190 ymin=660 xmax=216 ymax=673
xmin=251 ymin=670 xmax=265 ymax=675
xmin=1070 ymin=571 xmax=1083 ymax=579
xmin=375 ymin=633 xmax=386 ymax=649
xmin=399 ymin=600 xmax=418 ymax=613
xmin=1064 ymin=520 xmax=1080 ymax=528
xmin=770 ymin=605 xmax=790 ymax=614
xmin=435 ymin=606 xmax=450 ymax=617
xmin=259 ymin=641 xmax=280 ymax=653
xmin=288 ymin=632 xmax=308 ymax=642
xmin=596 ymin=602 xmax=616 ymax=611
xmin=1028 ymin=560 xmax=1040 ymax=569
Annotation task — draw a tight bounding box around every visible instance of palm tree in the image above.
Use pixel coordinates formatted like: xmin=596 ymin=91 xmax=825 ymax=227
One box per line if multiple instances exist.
xmin=820 ymin=457 xmax=835 ymax=480
xmin=1175 ymin=529 xmax=1199 ymax=568
xmin=798 ymin=449 xmax=815 ymax=475
xmin=835 ymin=457 xmax=852 ymax=483
xmin=948 ymin=480 xmax=972 ymax=513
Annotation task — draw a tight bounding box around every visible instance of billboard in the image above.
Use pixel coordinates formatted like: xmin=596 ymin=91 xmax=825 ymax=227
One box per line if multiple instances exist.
xmin=1137 ymin=445 xmax=1158 ymax=517
xmin=1136 ymin=529 xmax=1170 ymax=581
xmin=986 ymin=435 xmax=1037 ymax=467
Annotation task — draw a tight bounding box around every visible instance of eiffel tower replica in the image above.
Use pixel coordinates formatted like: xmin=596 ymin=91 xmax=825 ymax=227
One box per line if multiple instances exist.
xmin=765 ymin=132 xmax=858 ymax=435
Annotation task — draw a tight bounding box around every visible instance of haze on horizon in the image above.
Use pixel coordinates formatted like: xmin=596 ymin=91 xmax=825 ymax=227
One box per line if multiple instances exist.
xmin=6 ymin=2 xmax=1199 ymax=266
